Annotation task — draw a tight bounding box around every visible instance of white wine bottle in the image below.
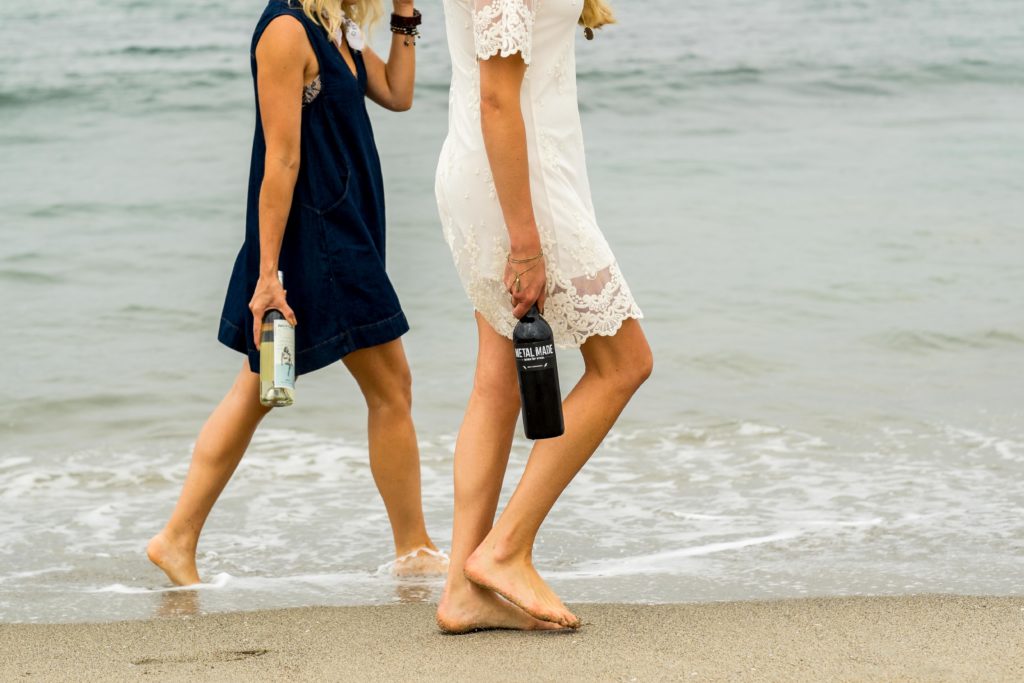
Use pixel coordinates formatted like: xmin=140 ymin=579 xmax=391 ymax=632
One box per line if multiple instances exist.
xmin=259 ymin=271 xmax=295 ymax=407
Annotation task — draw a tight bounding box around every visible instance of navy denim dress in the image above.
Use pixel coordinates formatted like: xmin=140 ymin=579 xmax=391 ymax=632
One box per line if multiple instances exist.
xmin=218 ymin=0 xmax=408 ymax=377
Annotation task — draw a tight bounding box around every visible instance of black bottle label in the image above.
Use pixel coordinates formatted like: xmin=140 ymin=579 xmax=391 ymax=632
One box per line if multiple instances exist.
xmin=515 ymin=341 xmax=556 ymax=373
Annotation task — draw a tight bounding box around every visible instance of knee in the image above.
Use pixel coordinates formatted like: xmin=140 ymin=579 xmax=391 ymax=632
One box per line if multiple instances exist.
xmin=599 ymin=346 xmax=653 ymax=395
xmin=635 ymin=347 xmax=654 ymax=387
xmin=234 ymin=368 xmax=274 ymax=414
xmin=363 ymin=365 xmax=413 ymax=415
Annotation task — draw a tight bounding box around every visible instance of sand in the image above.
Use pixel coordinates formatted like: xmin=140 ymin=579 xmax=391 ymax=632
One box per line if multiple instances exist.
xmin=1 ymin=596 xmax=1022 ymax=682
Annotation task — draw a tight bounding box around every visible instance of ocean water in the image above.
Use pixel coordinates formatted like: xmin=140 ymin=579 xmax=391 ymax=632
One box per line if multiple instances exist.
xmin=1 ymin=0 xmax=1023 ymax=623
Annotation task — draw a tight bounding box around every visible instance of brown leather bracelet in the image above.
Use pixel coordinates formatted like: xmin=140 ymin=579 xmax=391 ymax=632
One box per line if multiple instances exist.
xmin=391 ymin=9 xmax=422 ymax=29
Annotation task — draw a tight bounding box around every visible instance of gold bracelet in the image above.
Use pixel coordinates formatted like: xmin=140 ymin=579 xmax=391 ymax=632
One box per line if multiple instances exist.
xmin=507 ymin=252 xmax=543 ymax=265
xmin=511 ymin=262 xmax=540 ymax=293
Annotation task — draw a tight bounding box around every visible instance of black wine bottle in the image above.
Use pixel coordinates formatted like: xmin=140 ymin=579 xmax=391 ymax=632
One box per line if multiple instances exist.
xmin=513 ymin=304 xmax=564 ymax=439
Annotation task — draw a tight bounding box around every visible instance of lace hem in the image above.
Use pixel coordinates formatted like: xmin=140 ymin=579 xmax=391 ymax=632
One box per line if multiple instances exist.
xmin=463 ymin=262 xmax=644 ymax=349
xmin=472 ymin=0 xmax=535 ymax=65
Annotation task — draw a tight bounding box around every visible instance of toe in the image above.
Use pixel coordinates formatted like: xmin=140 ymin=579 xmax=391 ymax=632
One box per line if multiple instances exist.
xmin=533 ymin=618 xmax=565 ymax=631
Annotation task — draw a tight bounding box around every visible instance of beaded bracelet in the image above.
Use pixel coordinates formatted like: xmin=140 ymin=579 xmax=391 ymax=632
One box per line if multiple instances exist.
xmin=391 ymin=26 xmax=420 ymax=46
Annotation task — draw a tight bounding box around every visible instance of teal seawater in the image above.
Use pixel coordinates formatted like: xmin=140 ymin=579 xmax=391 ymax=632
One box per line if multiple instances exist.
xmin=0 ymin=0 xmax=1022 ymax=622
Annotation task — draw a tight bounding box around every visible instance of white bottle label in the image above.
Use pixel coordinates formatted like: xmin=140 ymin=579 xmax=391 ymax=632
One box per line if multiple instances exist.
xmin=515 ymin=341 xmax=555 ymax=373
xmin=273 ymin=319 xmax=296 ymax=389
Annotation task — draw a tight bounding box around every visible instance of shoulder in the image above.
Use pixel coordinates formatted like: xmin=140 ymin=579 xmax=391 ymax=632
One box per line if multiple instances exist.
xmin=256 ymin=13 xmax=313 ymax=63
xmin=259 ymin=13 xmax=308 ymax=48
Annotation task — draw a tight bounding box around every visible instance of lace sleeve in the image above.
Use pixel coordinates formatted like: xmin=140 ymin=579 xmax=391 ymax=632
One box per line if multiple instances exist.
xmin=472 ymin=0 xmax=536 ymax=65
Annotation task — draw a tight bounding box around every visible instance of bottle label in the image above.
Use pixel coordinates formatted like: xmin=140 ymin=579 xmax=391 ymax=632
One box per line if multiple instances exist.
xmin=515 ymin=341 xmax=556 ymax=373
xmin=273 ymin=319 xmax=296 ymax=389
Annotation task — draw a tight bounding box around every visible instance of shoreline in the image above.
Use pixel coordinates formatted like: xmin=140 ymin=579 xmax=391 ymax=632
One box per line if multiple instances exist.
xmin=3 ymin=595 xmax=1022 ymax=681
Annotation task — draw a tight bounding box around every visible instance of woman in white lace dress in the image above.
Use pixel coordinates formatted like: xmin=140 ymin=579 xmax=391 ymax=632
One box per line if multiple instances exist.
xmin=435 ymin=0 xmax=653 ymax=632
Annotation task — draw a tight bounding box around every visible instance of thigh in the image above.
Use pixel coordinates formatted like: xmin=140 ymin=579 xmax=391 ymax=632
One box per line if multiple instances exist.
xmin=226 ymin=360 xmax=271 ymax=412
xmin=342 ymin=339 xmax=413 ymax=403
xmin=473 ymin=311 xmax=518 ymax=399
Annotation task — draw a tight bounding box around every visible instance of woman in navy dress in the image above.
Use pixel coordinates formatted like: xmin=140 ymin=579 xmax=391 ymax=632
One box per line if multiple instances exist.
xmin=147 ymin=0 xmax=447 ymax=584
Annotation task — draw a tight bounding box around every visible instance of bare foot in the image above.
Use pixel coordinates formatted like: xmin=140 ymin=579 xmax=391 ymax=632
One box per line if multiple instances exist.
xmin=436 ymin=583 xmax=565 ymax=634
xmin=392 ymin=547 xmax=450 ymax=578
xmin=463 ymin=546 xmax=580 ymax=628
xmin=146 ymin=532 xmax=201 ymax=586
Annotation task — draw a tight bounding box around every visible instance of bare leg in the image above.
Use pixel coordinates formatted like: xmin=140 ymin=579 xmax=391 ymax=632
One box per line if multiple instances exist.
xmin=342 ymin=339 xmax=445 ymax=575
xmin=436 ymin=313 xmax=563 ymax=633
xmin=464 ymin=318 xmax=653 ymax=627
xmin=147 ymin=362 xmax=271 ymax=585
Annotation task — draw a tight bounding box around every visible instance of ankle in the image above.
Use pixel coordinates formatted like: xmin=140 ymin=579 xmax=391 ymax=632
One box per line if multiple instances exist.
xmin=483 ymin=534 xmax=531 ymax=565
xmin=444 ymin=571 xmax=495 ymax=601
xmin=394 ymin=535 xmax=437 ymax=558
xmin=156 ymin=527 xmax=198 ymax=554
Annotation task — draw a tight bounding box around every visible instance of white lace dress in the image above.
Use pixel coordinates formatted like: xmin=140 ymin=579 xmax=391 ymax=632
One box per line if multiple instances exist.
xmin=435 ymin=0 xmax=642 ymax=347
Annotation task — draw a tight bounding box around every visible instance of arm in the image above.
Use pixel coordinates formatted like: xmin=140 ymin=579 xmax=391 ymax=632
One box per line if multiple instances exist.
xmin=364 ymin=1 xmax=417 ymax=112
xmin=248 ymin=16 xmax=311 ymax=345
xmin=479 ymin=54 xmax=547 ymax=318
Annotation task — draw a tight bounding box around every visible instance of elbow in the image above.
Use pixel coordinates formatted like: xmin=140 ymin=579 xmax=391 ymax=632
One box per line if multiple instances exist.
xmin=479 ymin=89 xmax=519 ymax=121
xmin=280 ymin=156 xmax=301 ymax=173
xmin=389 ymin=98 xmax=413 ymax=113
xmin=266 ymin=149 xmax=300 ymax=174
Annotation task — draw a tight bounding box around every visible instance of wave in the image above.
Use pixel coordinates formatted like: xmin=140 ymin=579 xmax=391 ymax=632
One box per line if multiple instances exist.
xmin=562 ymin=518 xmax=887 ymax=580
xmin=118 ymin=44 xmax=231 ymax=56
xmin=93 ymin=572 xmax=234 ymax=594
xmin=866 ymin=328 xmax=1024 ymax=353
xmin=90 ymin=570 xmax=417 ymax=595
xmin=688 ymin=352 xmax=789 ymax=378
xmin=0 ymin=269 xmax=62 ymax=284
xmin=0 ymin=86 xmax=87 ymax=109
xmin=3 ymin=417 xmax=1022 ymax=622
xmin=0 ymin=68 xmax=246 ymax=114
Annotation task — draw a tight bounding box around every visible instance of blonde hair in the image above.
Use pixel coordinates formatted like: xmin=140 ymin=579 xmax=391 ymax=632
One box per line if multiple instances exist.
xmin=580 ymin=0 xmax=616 ymax=31
xmin=293 ymin=0 xmax=383 ymax=39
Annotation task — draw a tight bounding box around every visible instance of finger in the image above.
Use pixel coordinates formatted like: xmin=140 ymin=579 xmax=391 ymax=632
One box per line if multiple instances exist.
xmin=282 ymin=304 xmax=297 ymax=327
xmin=538 ymin=288 xmax=547 ymax=314
xmin=510 ymin=290 xmax=527 ymax=318
xmin=524 ymin=287 xmax=541 ymax=310
xmin=253 ymin=320 xmax=261 ymax=348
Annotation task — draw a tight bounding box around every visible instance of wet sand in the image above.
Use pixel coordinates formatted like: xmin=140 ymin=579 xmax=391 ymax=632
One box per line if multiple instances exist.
xmin=2 ymin=596 xmax=1022 ymax=682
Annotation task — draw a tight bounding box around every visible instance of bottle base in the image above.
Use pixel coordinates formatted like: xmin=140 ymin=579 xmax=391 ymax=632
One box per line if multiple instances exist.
xmin=525 ymin=426 xmax=565 ymax=440
xmin=260 ymin=387 xmax=294 ymax=408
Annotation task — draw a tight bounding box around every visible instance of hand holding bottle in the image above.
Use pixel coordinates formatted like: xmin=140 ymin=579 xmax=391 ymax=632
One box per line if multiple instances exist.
xmin=504 ymin=250 xmax=547 ymax=319
xmin=249 ymin=273 xmax=297 ymax=346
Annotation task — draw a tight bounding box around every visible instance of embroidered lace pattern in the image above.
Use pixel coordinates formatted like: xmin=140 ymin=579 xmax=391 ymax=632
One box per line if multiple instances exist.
xmin=472 ymin=0 xmax=536 ymax=64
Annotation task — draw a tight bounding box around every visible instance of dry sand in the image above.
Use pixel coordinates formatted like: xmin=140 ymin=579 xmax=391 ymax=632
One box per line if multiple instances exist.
xmin=2 ymin=596 xmax=1022 ymax=682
